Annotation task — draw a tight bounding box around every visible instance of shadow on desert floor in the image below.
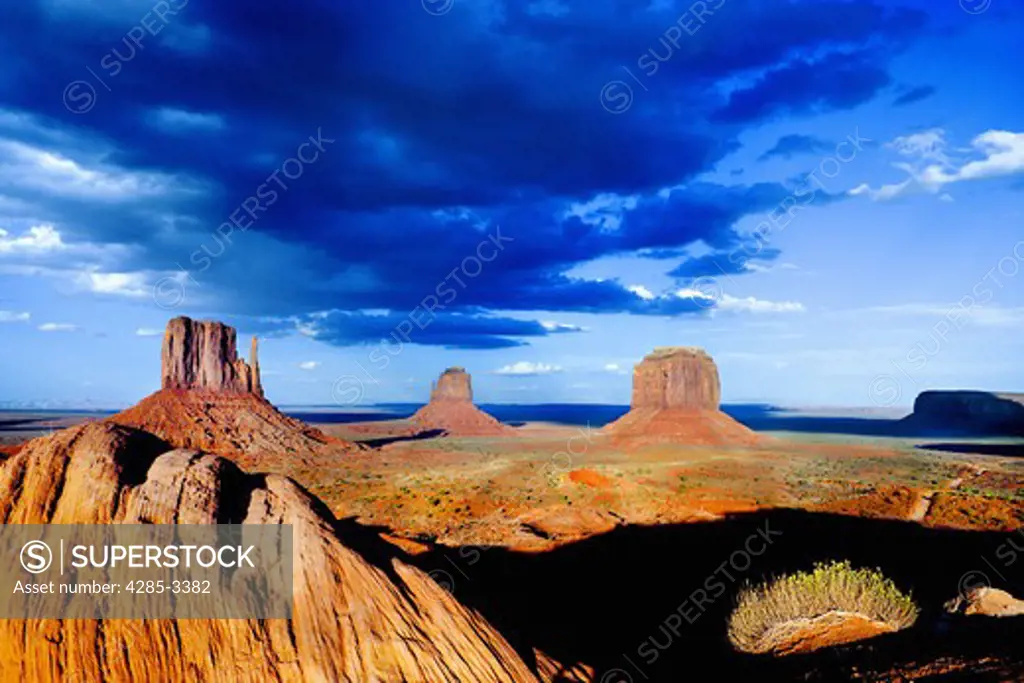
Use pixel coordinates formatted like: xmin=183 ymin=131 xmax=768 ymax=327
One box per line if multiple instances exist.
xmin=400 ymin=509 xmax=1023 ymax=682
xmin=918 ymin=442 xmax=1024 ymax=458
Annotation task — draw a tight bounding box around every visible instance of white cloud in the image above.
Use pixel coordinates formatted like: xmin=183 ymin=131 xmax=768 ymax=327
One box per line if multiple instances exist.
xmin=494 ymin=361 xmax=563 ymax=376
xmin=848 ymin=178 xmax=913 ymax=201
xmin=0 ymin=310 xmax=29 ymax=322
xmin=298 ymin=361 xmax=320 ymax=370
xmin=674 ymin=287 xmax=717 ymax=304
xmin=603 ymin=362 xmax=628 ymax=375
xmin=890 ymin=128 xmax=951 ymax=165
xmin=627 ymin=284 xmax=655 ymax=300
xmin=38 ymin=322 xmax=77 ymax=332
xmin=850 ymin=129 xmax=1024 ymax=201
xmin=135 ymin=328 xmax=162 ymax=336
xmin=716 ymin=294 xmax=805 ymax=314
xmin=938 ymin=130 xmax=1024 ymax=183
xmin=564 ymin=192 xmax=639 ymax=232
xmin=0 ymin=224 xmax=64 ymax=253
xmin=148 ymin=107 xmax=225 ymax=133
xmin=540 ymin=320 xmax=586 ymax=333
xmin=0 ymin=137 xmax=200 ymax=202
xmin=76 ymin=271 xmax=150 ymax=298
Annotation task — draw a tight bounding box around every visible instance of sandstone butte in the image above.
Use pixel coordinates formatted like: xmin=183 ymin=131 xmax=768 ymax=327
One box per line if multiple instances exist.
xmin=604 ymin=346 xmax=763 ymax=446
xmin=0 ymin=422 xmax=538 ymax=682
xmin=109 ymin=316 xmax=354 ymax=465
xmin=410 ymin=367 xmax=515 ymax=437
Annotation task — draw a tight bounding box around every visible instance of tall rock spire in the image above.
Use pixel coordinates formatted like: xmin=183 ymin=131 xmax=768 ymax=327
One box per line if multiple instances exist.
xmin=250 ymin=335 xmax=264 ymax=398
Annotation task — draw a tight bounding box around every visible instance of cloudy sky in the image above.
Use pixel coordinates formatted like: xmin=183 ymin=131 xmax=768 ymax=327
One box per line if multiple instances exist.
xmin=0 ymin=0 xmax=1022 ymax=409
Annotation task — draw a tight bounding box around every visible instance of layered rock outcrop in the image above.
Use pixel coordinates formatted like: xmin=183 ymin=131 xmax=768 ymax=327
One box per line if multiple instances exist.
xmin=0 ymin=423 xmax=537 ymax=682
xmin=904 ymin=391 xmax=1024 ymax=436
xmin=111 ymin=317 xmax=352 ymax=462
xmin=410 ymin=368 xmax=513 ymax=437
xmin=605 ymin=347 xmax=762 ymax=446
xmin=161 ymin=316 xmax=263 ymax=396
xmin=431 ymin=366 xmax=474 ymax=403
xmin=631 ymin=347 xmax=721 ymax=410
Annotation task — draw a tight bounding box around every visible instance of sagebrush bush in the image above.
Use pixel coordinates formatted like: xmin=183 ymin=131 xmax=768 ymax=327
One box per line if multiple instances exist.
xmin=727 ymin=560 xmax=919 ymax=653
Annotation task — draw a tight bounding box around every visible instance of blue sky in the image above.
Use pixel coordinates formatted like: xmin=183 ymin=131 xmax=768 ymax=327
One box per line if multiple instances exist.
xmin=0 ymin=0 xmax=1022 ymax=409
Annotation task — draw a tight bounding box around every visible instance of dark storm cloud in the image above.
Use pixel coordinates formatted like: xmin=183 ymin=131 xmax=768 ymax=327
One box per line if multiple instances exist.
xmin=263 ymin=311 xmax=572 ymax=351
xmin=892 ymin=85 xmax=936 ymax=107
xmin=713 ymin=51 xmax=893 ymax=123
xmin=0 ymin=0 xmax=929 ymax=347
xmin=758 ymin=135 xmax=834 ymax=161
xmin=669 ymin=249 xmax=783 ymax=279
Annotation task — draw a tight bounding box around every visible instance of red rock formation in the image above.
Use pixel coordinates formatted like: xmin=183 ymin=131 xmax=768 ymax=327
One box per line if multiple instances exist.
xmin=410 ymin=368 xmax=513 ymax=437
xmin=605 ymin=347 xmax=762 ymax=447
xmin=431 ymin=366 xmax=474 ymax=402
xmin=0 ymin=423 xmax=537 ymax=682
xmin=110 ymin=390 xmax=344 ymax=466
xmin=630 ymin=347 xmax=721 ymax=410
xmin=161 ymin=316 xmax=263 ymax=397
xmin=111 ymin=317 xmax=355 ymax=463
xmin=250 ymin=334 xmax=263 ymax=397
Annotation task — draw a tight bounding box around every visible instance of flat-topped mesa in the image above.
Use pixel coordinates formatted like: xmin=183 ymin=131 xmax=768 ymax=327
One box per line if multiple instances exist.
xmin=905 ymin=390 xmax=1024 ymax=436
xmin=631 ymin=346 xmax=721 ymax=411
xmin=161 ymin=316 xmax=263 ymax=397
xmin=605 ymin=345 xmax=762 ymax=447
xmin=411 ymin=367 xmax=513 ymax=436
xmin=430 ymin=367 xmax=473 ymax=403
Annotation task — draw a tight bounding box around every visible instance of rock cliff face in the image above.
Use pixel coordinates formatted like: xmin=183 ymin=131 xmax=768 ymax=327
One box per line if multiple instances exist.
xmin=905 ymin=391 xmax=1024 ymax=436
xmin=411 ymin=368 xmax=513 ymax=437
xmin=630 ymin=347 xmax=721 ymax=410
xmin=111 ymin=317 xmax=352 ymax=463
xmin=431 ymin=367 xmax=473 ymax=402
xmin=161 ymin=316 xmax=263 ymax=396
xmin=0 ymin=423 xmax=537 ymax=682
xmin=605 ymin=347 xmax=761 ymax=447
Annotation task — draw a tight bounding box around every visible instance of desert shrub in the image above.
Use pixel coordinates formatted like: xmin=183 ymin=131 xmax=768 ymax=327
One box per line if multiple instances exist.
xmin=728 ymin=560 xmax=919 ymax=653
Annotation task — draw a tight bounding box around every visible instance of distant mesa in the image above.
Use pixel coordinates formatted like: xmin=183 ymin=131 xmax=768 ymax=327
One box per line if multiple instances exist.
xmin=903 ymin=390 xmax=1024 ymax=437
xmin=430 ymin=366 xmax=473 ymax=403
xmin=604 ymin=346 xmax=763 ymax=447
xmin=110 ymin=316 xmax=354 ymax=463
xmin=410 ymin=367 xmax=514 ymax=437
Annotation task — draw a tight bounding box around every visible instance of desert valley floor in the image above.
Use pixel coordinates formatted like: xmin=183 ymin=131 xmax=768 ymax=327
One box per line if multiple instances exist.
xmin=3 ymin=403 xmax=1023 ymax=682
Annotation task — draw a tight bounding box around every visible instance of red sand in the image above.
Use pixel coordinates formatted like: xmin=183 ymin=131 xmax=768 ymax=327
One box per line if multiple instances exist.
xmin=604 ymin=408 xmax=766 ymax=447
xmin=410 ymin=401 xmax=514 ymax=437
xmin=568 ymin=469 xmax=613 ymax=488
xmin=109 ymin=389 xmax=355 ymax=464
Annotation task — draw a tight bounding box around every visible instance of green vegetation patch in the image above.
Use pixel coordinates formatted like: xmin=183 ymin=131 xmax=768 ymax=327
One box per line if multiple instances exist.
xmin=728 ymin=560 xmax=919 ymax=653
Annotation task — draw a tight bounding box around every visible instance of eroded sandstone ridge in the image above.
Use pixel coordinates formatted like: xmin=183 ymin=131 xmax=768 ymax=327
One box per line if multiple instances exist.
xmin=0 ymin=423 xmax=537 ymax=682
xmin=111 ymin=317 xmax=351 ymax=463
xmin=411 ymin=367 xmax=513 ymax=436
xmin=605 ymin=347 xmax=762 ymax=446
xmin=161 ymin=316 xmax=264 ymax=396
